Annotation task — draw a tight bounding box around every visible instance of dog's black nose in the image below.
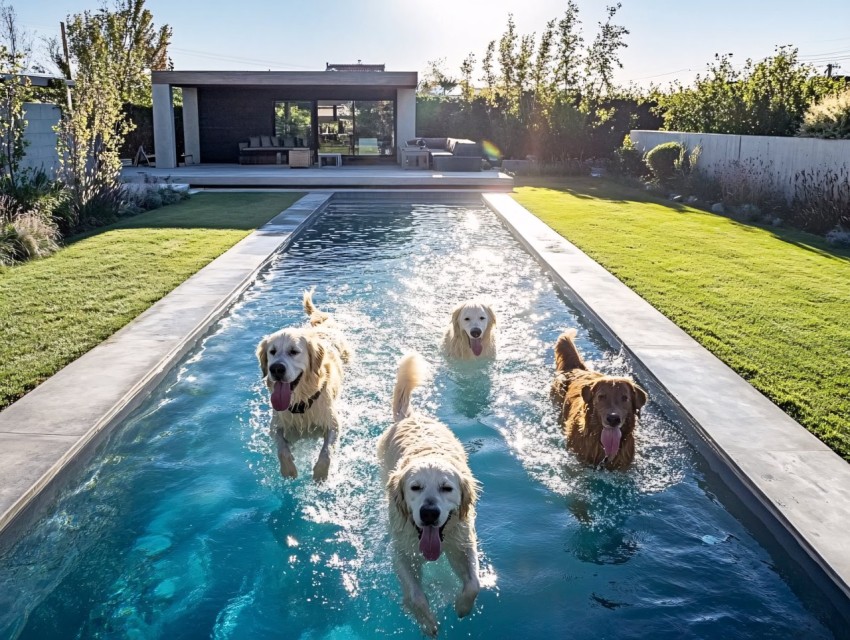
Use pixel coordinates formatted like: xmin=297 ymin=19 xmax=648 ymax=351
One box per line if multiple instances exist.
xmin=470 ymin=328 xmax=482 ymax=338
xmin=420 ymin=505 xmax=440 ymax=526
xmin=269 ymin=362 xmax=286 ymax=379
xmin=606 ymin=413 xmax=622 ymax=427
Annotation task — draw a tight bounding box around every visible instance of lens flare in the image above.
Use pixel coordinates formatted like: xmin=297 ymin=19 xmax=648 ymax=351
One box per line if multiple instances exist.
xmin=481 ymin=140 xmax=501 ymax=160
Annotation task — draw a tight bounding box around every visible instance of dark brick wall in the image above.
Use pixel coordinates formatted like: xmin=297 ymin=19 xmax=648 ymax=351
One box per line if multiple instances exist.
xmin=198 ymin=86 xmax=396 ymax=163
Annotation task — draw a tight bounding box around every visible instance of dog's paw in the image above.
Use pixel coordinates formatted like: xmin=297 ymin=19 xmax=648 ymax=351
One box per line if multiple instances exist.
xmin=455 ymin=579 xmax=480 ymax=618
xmin=278 ymin=455 xmax=298 ymax=478
xmin=406 ymin=593 xmax=437 ymax=637
xmin=312 ymin=455 xmax=330 ymax=482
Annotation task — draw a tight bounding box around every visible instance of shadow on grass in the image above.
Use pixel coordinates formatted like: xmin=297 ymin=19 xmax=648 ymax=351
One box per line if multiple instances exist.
xmin=65 ymin=192 xmax=306 ymax=246
xmin=519 ymin=177 xmax=850 ymax=263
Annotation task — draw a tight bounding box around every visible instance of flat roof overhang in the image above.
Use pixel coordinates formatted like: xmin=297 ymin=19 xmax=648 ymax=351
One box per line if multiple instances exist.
xmin=152 ymin=70 xmax=417 ymax=89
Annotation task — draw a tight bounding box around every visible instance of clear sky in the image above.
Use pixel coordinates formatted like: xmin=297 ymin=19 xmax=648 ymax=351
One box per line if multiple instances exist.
xmin=16 ymin=0 xmax=850 ymax=89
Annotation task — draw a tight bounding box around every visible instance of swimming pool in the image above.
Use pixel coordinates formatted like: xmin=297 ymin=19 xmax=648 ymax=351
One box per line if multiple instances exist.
xmin=0 ymin=195 xmax=837 ymax=638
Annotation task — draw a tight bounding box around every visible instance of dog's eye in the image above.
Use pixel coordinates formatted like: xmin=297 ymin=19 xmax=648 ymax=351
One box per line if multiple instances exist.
xmin=410 ymin=484 xmax=422 ymax=492
xmin=479 ymin=316 xmax=485 ymax=320
xmin=440 ymin=486 xmax=453 ymax=493
xmin=464 ymin=317 xmax=470 ymax=321
xmin=597 ymin=394 xmax=607 ymax=400
xmin=622 ymin=395 xmax=629 ymax=402
xmin=269 ymin=348 xmax=277 ymax=356
xmin=288 ymin=348 xmax=299 ymax=356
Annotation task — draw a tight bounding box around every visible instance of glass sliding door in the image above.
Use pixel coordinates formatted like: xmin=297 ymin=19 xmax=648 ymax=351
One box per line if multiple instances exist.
xmin=318 ymin=100 xmax=353 ymax=155
xmin=353 ymin=100 xmax=394 ymax=156
xmin=317 ymin=99 xmax=395 ymax=157
xmin=274 ymin=101 xmax=313 ymax=147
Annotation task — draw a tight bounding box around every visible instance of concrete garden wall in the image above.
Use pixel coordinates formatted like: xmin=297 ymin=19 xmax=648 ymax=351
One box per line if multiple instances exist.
xmin=630 ymin=130 xmax=850 ymax=200
xmin=20 ymin=103 xmax=61 ymax=176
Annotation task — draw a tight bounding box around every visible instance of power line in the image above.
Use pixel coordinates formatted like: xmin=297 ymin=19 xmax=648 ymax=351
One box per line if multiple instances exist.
xmin=169 ymin=47 xmax=314 ymax=70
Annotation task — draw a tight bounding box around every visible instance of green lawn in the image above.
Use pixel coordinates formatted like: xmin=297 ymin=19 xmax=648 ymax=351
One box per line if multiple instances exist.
xmin=513 ymin=178 xmax=850 ymax=461
xmin=0 ymin=192 xmax=304 ymax=410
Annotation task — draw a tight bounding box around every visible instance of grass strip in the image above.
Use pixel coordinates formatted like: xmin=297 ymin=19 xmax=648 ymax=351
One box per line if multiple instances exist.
xmin=0 ymin=192 xmax=304 ymax=409
xmin=514 ymin=178 xmax=850 ymax=460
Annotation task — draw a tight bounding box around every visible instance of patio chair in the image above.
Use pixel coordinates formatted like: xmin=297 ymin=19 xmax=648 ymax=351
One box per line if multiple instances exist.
xmin=133 ymin=145 xmax=156 ymax=167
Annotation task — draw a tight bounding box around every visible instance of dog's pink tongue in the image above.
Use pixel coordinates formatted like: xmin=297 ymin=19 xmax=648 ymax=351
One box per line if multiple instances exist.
xmin=601 ymin=426 xmax=622 ymax=459
xmin=470 ymin=337 xmax=483 ymax=356
xmin=419 ymin=526 xmax=442 ymax=561
xmin=271 ymin=381 xmax=292 ymax=411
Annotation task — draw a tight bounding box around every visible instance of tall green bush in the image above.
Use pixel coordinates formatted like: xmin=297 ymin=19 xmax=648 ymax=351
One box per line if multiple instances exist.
xmin=645 ymin=141 xmax=683 ymax=183
xmin=654 ymin=47 xmax=842 ymax=136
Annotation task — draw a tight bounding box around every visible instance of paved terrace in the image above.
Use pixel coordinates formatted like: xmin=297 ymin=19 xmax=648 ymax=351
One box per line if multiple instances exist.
xmin=0 ymin=191 xmax=848 ymax=628
xmin=122 ymin=164 xmax=514 ymax=190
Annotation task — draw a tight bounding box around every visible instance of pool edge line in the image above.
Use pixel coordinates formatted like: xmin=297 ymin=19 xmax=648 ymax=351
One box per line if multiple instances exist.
xmin=0 ymin=193 xmax=332 ymax=551
xmin=482 ymin=192 xmax=850 ymax=624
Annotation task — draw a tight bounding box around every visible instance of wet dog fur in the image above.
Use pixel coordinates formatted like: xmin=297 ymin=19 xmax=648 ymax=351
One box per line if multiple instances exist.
xmin=256 ymin=290 xmax=351 ymax=481
xmin=551 ymin=330 xmax=647 ymax=470
xmin=377 ymin=353 xmax=481 ymax=637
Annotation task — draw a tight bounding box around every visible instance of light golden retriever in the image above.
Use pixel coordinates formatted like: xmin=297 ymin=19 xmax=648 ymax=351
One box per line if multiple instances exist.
xmin=377 ymin=353 xmax=481 ymax=637
xmin=551 ymin=329 xmax=648 ymax=470
xmin=256 ymin=290 xmax=351 ymax=481
xmin=442 ymin=300 xmax=497 ymax=359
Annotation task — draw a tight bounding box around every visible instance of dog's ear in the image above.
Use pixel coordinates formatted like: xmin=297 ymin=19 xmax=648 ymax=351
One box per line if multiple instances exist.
xmin=632 ymin=383 xmax=648 ymax=415
xmin=387 ymin=469 xmax=410 ymax=522
xmin=306 ymin=338 xmax=325 ymax=376
xmin=483 ymin=303 xmax=496 ymax=327
xmin=581 ymin=382 xmax=595 ymax=407
xmin=451 ymin=304 xmax=464 ymax=334
xmin=256 ymin=336 xmax=269 ymax=376
xmin=458 ymin=471 xmax=478 ymax=521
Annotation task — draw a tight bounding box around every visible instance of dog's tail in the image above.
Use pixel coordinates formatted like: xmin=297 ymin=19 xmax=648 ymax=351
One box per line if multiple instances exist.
xmin=554 ymin=329 xmax=587 ymax=373
xmin=303 ymin=288 xmax=330 ymax=326
xmin=393 ymin=352 xmax=429 ymax=422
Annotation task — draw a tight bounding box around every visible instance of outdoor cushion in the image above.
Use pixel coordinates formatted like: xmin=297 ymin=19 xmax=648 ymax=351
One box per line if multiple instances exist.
xmin=282 ymin=136 xmax=296 ymax=147
xmin=260 ymin=135 xmax=273 ymax=147
xmin=249 ymin=136 xmax=261 ymax=148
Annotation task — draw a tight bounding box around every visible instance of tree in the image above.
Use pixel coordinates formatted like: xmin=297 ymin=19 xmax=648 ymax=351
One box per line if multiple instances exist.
xmin=655 ymin=47 xmax=843 ymax=136
xmin=459 ymin=52 xmax=476 ymax=103
xmin=54 ymin=0 xmax=171 ymax=106
xmin=419 ymin=58 xmax=458 ymax=96
xmin=554 ymin=1 xmax=583 ymax=97
xmin=583 ymin=3 xmax=629 ymax=104
xmin=0 ymin=1 xmax=32 ymax=192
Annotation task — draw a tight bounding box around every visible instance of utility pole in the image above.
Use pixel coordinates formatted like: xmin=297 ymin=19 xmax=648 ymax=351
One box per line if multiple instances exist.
xmin=825 ymin=63 xmax=841 ymax=78
xmin=60 ymin=21 xmax=72 ymax=110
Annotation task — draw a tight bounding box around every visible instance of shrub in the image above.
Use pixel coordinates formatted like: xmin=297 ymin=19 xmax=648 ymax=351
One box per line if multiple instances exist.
xmin=612 ymin=135 xmax=647 ymax=178
xmin=508 ymin=159 xmax=591 ymax=178
xmin=645 ymin=141 xmax=684 ymax=183
xmin=790 ymin=168 xmax=850 ymax=235
xmin=0 ymin=195 xmax=60 ymax=266
xmin=798 ymin=88 xmax=850 ymax=139
xmin=826 ymin=227 xmax=850 ymax=248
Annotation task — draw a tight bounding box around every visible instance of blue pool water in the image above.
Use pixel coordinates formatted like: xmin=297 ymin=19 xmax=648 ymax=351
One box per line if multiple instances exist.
xmin=0 ymin=197 xmax=836 ymax=639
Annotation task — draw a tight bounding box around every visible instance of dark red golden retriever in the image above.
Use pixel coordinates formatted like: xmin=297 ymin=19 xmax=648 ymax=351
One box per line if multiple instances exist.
xmin=551 ymin=330 xmax=648 ymax=470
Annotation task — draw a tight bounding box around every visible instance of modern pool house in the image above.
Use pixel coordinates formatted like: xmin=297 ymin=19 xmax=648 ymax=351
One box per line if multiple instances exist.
xmin=151 ymin=63 xmax=417 ymax=168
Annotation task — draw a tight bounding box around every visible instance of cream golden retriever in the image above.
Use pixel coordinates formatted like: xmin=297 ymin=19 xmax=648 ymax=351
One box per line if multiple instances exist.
xmin=442 ymin=300 xmax=497 ymax=359
xmin=551 ymin=329 xmax=648 ymax=470
xmin=256 ymin=290 xmax=351 ymax=481
xmin=377 ymin=353 xmax=481 ymax=637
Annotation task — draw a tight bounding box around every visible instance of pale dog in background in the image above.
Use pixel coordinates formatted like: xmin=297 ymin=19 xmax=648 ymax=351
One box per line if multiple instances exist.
xmin=256 ymin=290 xmax=351 ymax=481
xmin=377 ymin=353 xmax=481 ymax=637
xmin=442 ymin=301 xmax=497 ymax=359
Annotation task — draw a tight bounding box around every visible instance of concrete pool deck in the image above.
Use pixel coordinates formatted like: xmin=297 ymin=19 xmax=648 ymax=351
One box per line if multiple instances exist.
xmin=0 ymin=191 xmax=848 ymax=623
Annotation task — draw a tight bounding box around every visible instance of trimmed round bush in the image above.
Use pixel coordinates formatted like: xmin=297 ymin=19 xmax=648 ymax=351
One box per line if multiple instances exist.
xmin=645 ymin=141 xmax=684 ymax=182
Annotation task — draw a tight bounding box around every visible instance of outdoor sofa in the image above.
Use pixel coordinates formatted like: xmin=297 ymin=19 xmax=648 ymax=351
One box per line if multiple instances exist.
xmin=401 ymin=137 xmax=483 ymax=171
xmin=238 ymin=135 xmax=310 ymax=165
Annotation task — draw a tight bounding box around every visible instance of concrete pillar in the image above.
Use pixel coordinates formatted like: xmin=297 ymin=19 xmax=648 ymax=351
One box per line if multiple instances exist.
xmin=152 ymin=83 xmax=176 ymax=168
xmin=182 ymin=87 xmax=200 ymax=165
xmin=396 ymin=88 xmax=416 ymax=149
